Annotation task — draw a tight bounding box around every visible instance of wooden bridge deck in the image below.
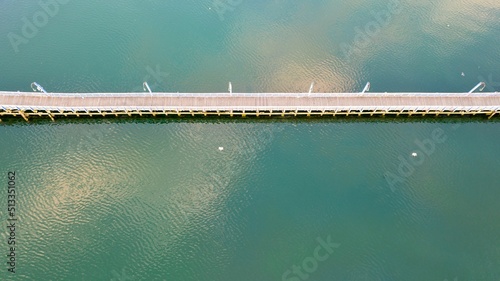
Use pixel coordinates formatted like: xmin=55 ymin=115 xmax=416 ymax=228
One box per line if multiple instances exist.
xmin=1 ymin=91 xmax=500 ymax=120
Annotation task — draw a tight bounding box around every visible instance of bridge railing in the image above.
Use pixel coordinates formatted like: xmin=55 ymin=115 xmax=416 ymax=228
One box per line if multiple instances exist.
xmin=1 ymin=91 xmax=499 ymax=98
xmin=2 ymin=104 xmax=500 ymax=112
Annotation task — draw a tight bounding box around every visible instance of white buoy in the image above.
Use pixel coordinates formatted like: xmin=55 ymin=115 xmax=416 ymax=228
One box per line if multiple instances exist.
xmin=412 ymin=152 xmax=418 ymax=157
xmin=218 ymin=147 xmax=224 ymax=151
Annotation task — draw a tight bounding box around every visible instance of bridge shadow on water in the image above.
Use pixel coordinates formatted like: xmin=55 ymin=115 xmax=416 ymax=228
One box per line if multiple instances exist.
xmin=1 ymin=114 xmax=499 ymax=127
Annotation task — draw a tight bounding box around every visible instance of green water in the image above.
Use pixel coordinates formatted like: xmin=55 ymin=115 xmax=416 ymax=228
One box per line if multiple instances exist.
xmin=1 ymin=1 xmax=500 ymax=280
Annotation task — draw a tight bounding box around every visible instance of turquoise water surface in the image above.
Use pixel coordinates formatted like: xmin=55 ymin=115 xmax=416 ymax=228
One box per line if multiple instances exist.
xmin=1 ymin=0 xmax=500 ymax=280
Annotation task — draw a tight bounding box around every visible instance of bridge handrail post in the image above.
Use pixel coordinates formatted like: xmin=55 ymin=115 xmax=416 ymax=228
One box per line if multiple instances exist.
xmin=308 ymin=82 xmax=314 ymax=96
xmin=143 ymin=82 xmax=153 ymax=97
xmin=361 ymin=82 xmax=371 ymax=95
xmin=31 ymin=82 xmax=48 ymax=96
xmin=468 ymin=82 xmax=486 ymax=95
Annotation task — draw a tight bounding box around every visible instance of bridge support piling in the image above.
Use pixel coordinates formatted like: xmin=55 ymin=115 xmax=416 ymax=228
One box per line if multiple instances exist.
xmin=46 ymin=110 xmax=55 ymax=122
xmin=20 ymin=111 xmax=29 ymax=122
